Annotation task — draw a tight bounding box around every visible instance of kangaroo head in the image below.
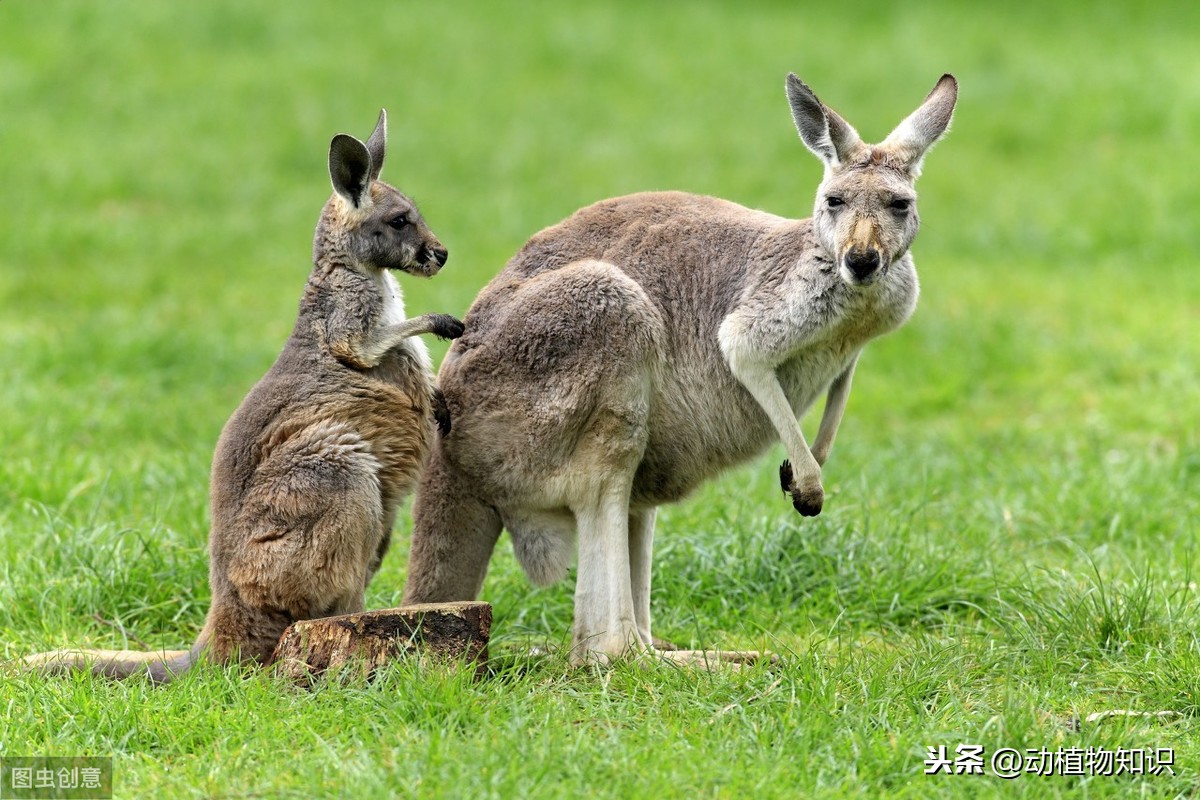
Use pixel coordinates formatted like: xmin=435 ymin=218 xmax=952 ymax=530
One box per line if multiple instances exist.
xmin=314 ymin=109 xmax=448 ymax=277
xmin=786 ymin=74 xmax=957 ymax=287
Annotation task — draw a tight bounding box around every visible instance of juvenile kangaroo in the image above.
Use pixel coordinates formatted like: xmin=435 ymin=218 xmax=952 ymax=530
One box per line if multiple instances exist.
xmin=27 ymin=110 xmax=463 ymax=682
xmin=402 ymin=74 xmax=957 ymax=665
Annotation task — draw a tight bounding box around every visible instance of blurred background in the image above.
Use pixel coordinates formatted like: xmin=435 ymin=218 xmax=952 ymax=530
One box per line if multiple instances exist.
xmin=1 ymin=0 xmax=1196 ymax=641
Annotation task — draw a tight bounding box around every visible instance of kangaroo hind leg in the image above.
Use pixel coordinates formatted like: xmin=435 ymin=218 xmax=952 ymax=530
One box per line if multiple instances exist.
xmin=629 ymin=508 xmax=657 ymax=648
xmin=572 ymin=479 xmax=640 ymax=666
xmin=229 ymin=420 xmax=386 ymax=628
xmin=403 ymin=441 xmax=503 ymax=604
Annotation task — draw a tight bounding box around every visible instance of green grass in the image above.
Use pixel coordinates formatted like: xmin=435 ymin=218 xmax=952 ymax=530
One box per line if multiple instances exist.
xmin=2 ymin=0 xmax=1199 ymax=797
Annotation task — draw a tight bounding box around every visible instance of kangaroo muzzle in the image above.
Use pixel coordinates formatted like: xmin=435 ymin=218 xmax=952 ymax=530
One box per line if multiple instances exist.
xmin=843 ymin=246 xmax=882 ymax=282
xmin=839 ymin=215 xmax=887 ymax=284
xmin=418 ymin=243 xmax=449 ymax=275
xmin=424 ymin=244 xmax=448 ymax=267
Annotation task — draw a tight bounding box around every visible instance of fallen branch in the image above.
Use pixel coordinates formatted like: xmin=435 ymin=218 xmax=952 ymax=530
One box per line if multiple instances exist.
xmin=91 ymin=613 xmax=150 ymax=649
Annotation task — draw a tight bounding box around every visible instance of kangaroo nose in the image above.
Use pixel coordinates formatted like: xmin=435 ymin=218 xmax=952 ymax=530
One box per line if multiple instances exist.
xmin=433 ymin=246 xmax=448 ymax=267
xmin=844 ymin=248 xmax=880 ymax=280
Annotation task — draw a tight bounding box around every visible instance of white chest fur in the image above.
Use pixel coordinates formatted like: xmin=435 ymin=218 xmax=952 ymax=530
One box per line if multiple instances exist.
xmin=374 ymin=269 xmax=409 ymax=328
xmin=369 ymin=269 xmax=432 ymax=374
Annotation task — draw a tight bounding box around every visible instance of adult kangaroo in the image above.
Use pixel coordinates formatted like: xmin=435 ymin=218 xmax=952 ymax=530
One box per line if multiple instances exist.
xmin=27 ymin=110 xmax=463 ymax=681
xmin=403 ymin=74 xmax=957 ymax=665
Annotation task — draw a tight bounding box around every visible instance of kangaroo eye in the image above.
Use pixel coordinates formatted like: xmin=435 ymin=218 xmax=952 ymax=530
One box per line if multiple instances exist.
xmin=889 ymin=199 xmax=912 ymax=213
xmin=387 ymin=213 xmax=410 ymax=229
xmin=825 ymin=196 xmax=845 ymax=209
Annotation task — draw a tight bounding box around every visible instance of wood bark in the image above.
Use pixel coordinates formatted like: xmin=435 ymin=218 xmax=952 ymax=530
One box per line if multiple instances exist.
xmin=270 ymin=601 xmax=491 ymax=684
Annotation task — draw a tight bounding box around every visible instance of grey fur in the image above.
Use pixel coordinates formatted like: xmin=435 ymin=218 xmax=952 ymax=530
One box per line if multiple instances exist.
xmin=25 ymin=110 xmax=463 ymax=682
xmin=403 ymin=75 xmax=956 ymax=665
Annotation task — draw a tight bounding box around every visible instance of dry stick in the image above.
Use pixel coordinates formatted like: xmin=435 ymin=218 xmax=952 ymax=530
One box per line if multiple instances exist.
xmin=709 ymin=678 xmax=784 ymax=724
xmin=91 ymin=613 xmax=150 ymax=649
xmin=1084 ymin=709 xmax=1181 ymax=724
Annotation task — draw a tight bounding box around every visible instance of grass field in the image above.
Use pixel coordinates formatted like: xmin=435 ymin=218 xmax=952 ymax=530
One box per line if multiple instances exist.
xmin=2 ymin=1 xmax=1199 ymax=797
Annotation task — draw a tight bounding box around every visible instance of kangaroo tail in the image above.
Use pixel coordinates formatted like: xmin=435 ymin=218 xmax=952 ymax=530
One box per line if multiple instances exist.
xmin=23 ymin=647 xmax=196 ymax=684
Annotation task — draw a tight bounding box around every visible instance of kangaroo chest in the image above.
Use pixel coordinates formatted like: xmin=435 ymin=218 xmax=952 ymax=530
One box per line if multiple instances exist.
xmin=783 ymin=286 xmax=914 ymax=405
xmin=372 ymin=269 xmax=408 ymax=327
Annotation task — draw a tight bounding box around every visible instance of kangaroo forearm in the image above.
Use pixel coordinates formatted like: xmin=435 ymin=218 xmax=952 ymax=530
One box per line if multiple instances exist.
xmin=381 ymin=313 xmax=464 ymax=342
xmin=812 ymin=356 xmax=857 ymax=466
xmin=334 ymin=313 xmax=464 ymax=368
xmin=729 ymin=358 xmax=820 ymax=479
xmin=381 ymin=314 xmax=439 ymax=340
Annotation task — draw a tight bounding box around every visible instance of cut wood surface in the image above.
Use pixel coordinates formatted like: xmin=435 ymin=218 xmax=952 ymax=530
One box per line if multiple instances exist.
xmin=271 ymin=601 xmax=491 ymax=683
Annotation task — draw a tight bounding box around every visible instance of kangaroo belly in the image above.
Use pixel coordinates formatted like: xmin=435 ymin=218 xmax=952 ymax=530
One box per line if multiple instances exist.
xmin=631 ymin=348 xmax=852 ymax=507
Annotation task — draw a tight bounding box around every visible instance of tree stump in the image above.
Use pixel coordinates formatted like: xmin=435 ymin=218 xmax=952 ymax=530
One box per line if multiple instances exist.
xmin=270 ymin=601 xmax=491 ymax=684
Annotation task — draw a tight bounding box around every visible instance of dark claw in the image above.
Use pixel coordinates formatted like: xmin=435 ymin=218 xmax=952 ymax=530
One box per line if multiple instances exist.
xmin=433 ymin=388 xmax=452 ymax=436
xmin=779 ymin=460 xmax=793 ymax=493
xmin=793 ymin=495 xmax=823 ymax=517
xmin=432 ymin=314 xmax=466 ymax=341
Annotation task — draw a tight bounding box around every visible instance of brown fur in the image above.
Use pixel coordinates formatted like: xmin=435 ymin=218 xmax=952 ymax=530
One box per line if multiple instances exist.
xmin=25 ymin=111 xmax=463 ymax=682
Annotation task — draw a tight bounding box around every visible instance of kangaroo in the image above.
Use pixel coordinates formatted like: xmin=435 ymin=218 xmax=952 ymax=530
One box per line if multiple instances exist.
xmin=401 ymin=74 xmax=957 ymax=665
xmin=26 ymin=110 xmax=464 ymax=682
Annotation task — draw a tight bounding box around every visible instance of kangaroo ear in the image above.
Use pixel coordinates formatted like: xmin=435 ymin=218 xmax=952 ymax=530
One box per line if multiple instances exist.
xmin=786 ymin=73 xmax=864 ymax=169
xmin=881 ymin=74 xmax=958 ymax=176
xmin=329 ymin=134 xmax=373 ymax=208
xmin=366 ymin=109 xmax=387 ymax=182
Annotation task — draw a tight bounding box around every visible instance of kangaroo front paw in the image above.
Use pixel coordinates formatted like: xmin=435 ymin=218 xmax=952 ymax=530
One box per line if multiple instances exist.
xmin=433 ymin=388 xmax=452 ymax=436
xmin=791 ymin=484 xmax=824 ymax=516
xmin=779 ymin=460 xmax=794 ymax=493
xmin=779 ymin=460 xmax=824 ymax=517
xmin=431 ymin=314 xmax=466 ymax=341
